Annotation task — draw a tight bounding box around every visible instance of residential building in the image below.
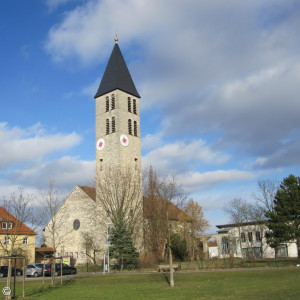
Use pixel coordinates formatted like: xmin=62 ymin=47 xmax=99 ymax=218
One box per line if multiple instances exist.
xmin=0 ymin=206 xmax=36 ymax=264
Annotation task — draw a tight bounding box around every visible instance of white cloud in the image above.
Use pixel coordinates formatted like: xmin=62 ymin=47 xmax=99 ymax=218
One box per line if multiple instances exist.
xmin=0 ymin=122 xmax=81 ymax=168
xmin=142 ymin=133 xmax=163 ymax=152
xmin=178 ymin=170 xmax=255 ymax=193
xmin=142 ymin=139 xmax=230 ymax=175
xmin=11 ymin=156 xmax=95 ymax=190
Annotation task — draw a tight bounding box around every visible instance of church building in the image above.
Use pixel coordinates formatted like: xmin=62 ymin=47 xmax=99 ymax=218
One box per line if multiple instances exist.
xmin=44 ymin=37 xmax=143 ymax=265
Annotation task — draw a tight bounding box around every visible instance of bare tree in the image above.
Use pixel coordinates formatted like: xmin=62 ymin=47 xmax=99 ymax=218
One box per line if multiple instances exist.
xmin=81 ymin=232 xmax=104 ymax=266
xmin=0 ymin=187 xmax=38 ymax=296
xmin=143 ymin=166 xmax=187 ymax=287
xmin=253 ymin=179 xmax=278 ymax=214
xmin=157 ymin=174 xmax=187 ymax=288
xmin=96 ymin=166 xmax=144 ymax=249
xmin=181 ymin=199 xmax=210 ymax=260
xmin=143 ymin=166 xmax=167 ymax=261
xmin=223 ymin=198 xmax=252 ymax=257
xmin=40 ymin=180 xmax=69 ymax=286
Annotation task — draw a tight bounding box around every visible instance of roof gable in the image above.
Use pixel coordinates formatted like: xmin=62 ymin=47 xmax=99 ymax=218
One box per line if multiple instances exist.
xmin=94 ymin=43 xmax=140 ymax=99
xmin=0 ymin=206 xmax=37 ymax=235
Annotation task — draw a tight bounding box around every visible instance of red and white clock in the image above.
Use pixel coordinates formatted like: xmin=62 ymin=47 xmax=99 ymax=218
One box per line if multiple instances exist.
xmin=96 ymin=138 xmax=105 ymax=151
xmin=120 ymin=134 xmax=129 ymax=147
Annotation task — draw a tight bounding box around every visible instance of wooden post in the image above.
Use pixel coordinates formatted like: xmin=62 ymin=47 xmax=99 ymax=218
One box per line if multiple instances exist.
xmin=22 ymin=258 xmax=25 ymax=298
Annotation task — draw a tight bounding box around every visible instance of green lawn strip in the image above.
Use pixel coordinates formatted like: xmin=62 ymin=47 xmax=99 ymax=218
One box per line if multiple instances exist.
xmin=1 ymin=269 xmax=299 ymax=299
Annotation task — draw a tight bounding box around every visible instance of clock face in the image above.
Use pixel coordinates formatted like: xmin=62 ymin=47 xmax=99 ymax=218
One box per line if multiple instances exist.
xmin=96 ymin=138 xmax=105 ymax=151
xmin=120 ymin=134 xmax=129 ymax=147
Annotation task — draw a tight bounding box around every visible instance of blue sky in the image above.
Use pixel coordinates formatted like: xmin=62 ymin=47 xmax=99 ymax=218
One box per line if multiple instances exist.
xmin=1 ymin=0 xmax=300 ymax=235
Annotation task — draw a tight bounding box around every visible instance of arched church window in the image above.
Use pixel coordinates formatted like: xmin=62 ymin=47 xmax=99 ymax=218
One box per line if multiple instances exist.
xmin=134 ymin=121 xmax=138 ymax=137
xmin=111 ymin=94 xmax=115 ymax=110
xmin=106 ymin=119 xmax=110 ymax=135
xmin=133 ymin=99 xmax=137 ymax=115
xmin=128 ymin=97 xmax=131 ymax=112
xmin=106 ymin=96 xmax=109 ymax=112
xmin=128 ymin=119 xmax=132 ymax=135
xmin=112 ymin=117 xmax=115 ymax=133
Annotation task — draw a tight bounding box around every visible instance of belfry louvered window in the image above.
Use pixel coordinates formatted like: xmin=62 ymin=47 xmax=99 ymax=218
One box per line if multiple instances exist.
xmin=128 ymin=119 xmax=132 ymax=135
xmin=112 ymin=117 xmax=115 ymax=133
xmin=111 ymin=94 xmax=115 ymax=110
xmin=133 ymin=99 xmax=137 ymax=114
xmin=128 ymin=97 xmax=131 ymax=112
xmin=134 ymin=121 xmax=138 ymax=137
xmin=106 ymin=119 xmax=110 ymax=135
xmin=106 ymin=96 xmax=109 ymax=112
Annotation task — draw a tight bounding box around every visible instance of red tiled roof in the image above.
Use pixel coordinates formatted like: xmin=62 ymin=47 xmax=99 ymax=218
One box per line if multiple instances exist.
xmin=0 ymin=206 xmax=37 ymax=235
xmin=79 ymin=186 xmax=96 ymax=201
xmin=78 ymin=187 xmax=186 ymax=221
xmin=208 ymin=241 xmax=217 ymax=247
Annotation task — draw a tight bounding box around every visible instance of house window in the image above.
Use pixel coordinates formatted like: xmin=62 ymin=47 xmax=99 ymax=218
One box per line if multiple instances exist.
xmin=221 ymin=236 xmax=229 ymax=254
xmin=65 ymin=252 xmax=68 ymax=256
xmin=128 ymin=119 xmax=132 ymax=135
xmin=4 ymin=236 xmax=10 ymax=245
xmin=241 ymin=232 xmax=246 ymax=243
xmin=248 ymin=232 xmax=253 ymax=242
xmin=128 ymin=97 xmax=131 ymax=112
xmin=70 ymin=252 xmax=73 ymax=257
xmin=75 ymin=252 xmax=78 ymax=258
xmin=277 ymin=244 xmax=288 ymax=257
xmin=252 ymin=247 xmax=262 ymax=258
xmin=80 ymin=252 xmax=85 ymax=259
xmin=111 ymin=94 xmax=115 ymax=110
xmin=134 ymin=121 xmax=138 ymax=137
xmin=255 ymin=231 xmax=261 ymax=242
xmin=112 ymin=117 xmax=115 ymax=133
xmin=23 ymin=237 xmax=28 ymax=245
xmin=133 ymin=99 xmax=137 ymax=114
xmin=2 ymin=222 xmax=7 ymax=230
xmin=241 ymin=248 xmax=249 ymax=258
xmin=106 ymin=119 xmax=110 ymax=135
xmin=106 ymin=96 xmax=109 ymax=112
xmin=8 ymin=222 xmax=13 ymax=230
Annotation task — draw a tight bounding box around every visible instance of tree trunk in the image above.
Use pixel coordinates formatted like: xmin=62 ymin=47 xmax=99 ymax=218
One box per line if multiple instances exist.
xmin=297 ymin=239 xmax=300 ymax=262
xmin=169 ymin=245 xmax=174 ymax=287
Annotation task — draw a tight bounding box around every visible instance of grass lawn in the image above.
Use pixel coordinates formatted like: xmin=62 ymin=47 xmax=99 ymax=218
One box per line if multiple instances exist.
xmin=1 ymin=268 xmax=299 ymax=299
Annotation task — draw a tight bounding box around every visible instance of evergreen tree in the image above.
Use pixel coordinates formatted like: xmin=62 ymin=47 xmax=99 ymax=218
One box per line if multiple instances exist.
xmin=265 ymin=174 xmax=300 ymax=260
xmin=109 ymin=217 xmax=139 ymax=270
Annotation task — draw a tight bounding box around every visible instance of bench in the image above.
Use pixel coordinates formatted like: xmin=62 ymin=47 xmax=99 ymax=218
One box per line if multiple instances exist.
xmin=158 ymin=264 xmax=179 ymax=272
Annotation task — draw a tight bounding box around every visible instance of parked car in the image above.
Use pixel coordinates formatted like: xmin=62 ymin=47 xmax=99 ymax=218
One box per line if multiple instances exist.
xmin=44 ymin=263 xmax=77 ymax=276
xmin=25 ymin=264 xmax=45 ymax=277
xmin=0 ymin=266 xmax=23 ymax=277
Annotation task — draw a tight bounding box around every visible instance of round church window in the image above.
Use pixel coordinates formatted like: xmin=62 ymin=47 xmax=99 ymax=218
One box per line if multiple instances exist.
xmin=73 ymin=219 xmax=80 ymax=230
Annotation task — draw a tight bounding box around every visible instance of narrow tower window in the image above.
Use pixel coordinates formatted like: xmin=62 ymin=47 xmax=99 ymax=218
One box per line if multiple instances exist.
xmin=128 ymin=97 xmax=131 ymax=112
xmin=112 ymin=117 xmax=115 ymax=133
xmin=134 ymin=121 xmax=138 ymax=137
xmin=106 ymin=96 xmax=109 ymax=112
xmin=128 ymin=119 xmax=132 ymax=135
xmin=111 ymin=94 xmax=115 ymax=110
xmin=106 ymin=119 xmax=110 ymax=135
xmin=133 ymin=99 xmax=137 ymax=114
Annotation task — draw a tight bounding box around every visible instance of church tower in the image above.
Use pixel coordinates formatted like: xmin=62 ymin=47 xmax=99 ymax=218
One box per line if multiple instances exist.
xmin=94 ymin=36 xmax=142 ymax=179
xmin=94 ymin=37 xmax=143 ymax=250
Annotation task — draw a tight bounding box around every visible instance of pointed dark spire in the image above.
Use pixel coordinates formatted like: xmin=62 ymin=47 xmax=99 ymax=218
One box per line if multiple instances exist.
xmin=94 ymin=40 xmax=140 ymax=99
